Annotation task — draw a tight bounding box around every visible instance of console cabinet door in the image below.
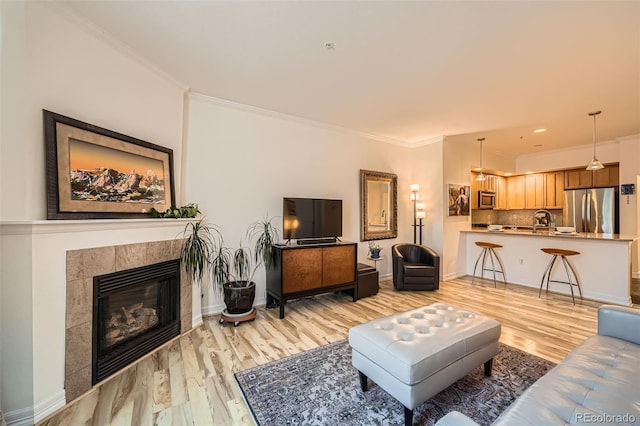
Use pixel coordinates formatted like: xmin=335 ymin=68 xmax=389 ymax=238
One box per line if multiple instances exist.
xmin=282 ymin=248 xmax=322 ymax=293
xmin=322 ymin=245 xmax=356 ymax=286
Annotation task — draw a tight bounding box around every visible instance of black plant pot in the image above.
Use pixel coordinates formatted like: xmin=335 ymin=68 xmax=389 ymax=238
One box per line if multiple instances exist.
xmin=223 ymin=281 xmax=256 ymax=314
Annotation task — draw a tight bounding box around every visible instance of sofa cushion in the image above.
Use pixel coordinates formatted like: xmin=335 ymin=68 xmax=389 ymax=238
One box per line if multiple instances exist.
xmin=492 ymin=335 xmax=640 ymax=425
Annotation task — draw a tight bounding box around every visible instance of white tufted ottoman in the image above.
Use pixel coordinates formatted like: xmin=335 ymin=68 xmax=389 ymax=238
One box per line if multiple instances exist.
xmin=348 ymin=303 xmax=501 ymax=426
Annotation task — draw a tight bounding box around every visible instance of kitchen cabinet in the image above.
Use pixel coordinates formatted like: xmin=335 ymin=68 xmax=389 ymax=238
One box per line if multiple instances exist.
xmin=525 ymin=174 xmax=544 ymax=209
xmin=507 ymin=175 xmax=525 ymax=209
xmin=544 ymin=172 xmax=564 ymax=209
xmin=471 ymin=173 xmax=507 ymax=210
xmin=593 ymin=164 xmax=619 ymax=188
xmin=564 ymin=168 xmax=593 ymax=189
xmin=494 ymin=175 xmax=508 ymax=210
xmin=564 ymin=164 xmax=619 ymax=189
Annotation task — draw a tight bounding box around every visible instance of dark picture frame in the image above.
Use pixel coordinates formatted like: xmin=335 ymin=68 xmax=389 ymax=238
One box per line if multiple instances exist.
xmin=44 ymin=110 xmax=176 ymax=219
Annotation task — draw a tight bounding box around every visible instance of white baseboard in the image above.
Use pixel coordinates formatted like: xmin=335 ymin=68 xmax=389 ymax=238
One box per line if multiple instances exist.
xmin=33 ymin=390 xmax=66 ymax=424
xmin=443 ymin=272 xmax=466 ymax=280
xmin=379 ymin=272 xmax=392 ymax=281
xmin=4 ymin=406 xmax=33 ymax=426
xmin=201 ymin=302 xmax=225 ymax=317
xmin=191 ymin=312 xmax=203 ymax=328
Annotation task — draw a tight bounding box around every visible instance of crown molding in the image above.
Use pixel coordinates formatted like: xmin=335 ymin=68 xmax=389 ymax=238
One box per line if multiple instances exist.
xmin=188 ymin=92 xmax=439 ymax=148
xmin=616 ymin=133 xmax=640 ymax=143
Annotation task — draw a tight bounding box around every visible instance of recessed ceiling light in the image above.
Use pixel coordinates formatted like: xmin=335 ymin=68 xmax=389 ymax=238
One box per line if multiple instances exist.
xmin=534 ymin=144 xmax=543 ymax=148
xmin=533 ymin=128 xmax=547 ymax=133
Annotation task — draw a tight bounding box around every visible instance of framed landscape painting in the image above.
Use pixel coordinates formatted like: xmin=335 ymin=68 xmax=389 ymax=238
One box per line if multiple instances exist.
xmin=44 ymin=110 xmax=175 ymax=219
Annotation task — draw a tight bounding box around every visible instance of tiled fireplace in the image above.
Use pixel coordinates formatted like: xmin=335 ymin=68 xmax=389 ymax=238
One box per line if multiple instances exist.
xmin=65 ymin=239 xmax=192 ymax=402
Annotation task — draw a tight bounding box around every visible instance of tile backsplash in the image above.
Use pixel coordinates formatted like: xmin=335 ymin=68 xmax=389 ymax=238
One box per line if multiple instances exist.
xmin=472 ymin=209 xmax=563 ymax=227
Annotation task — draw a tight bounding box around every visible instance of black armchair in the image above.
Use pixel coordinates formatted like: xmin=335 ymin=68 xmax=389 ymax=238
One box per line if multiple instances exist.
xmin=392 ymin=243 xmax=440 ymax=291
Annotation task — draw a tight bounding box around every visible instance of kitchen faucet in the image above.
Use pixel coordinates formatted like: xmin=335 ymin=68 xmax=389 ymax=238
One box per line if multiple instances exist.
xmin=532 ymin=209 xmax=553 ymax=233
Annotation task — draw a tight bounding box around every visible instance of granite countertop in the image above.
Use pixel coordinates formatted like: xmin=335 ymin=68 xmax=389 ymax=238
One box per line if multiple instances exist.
xmin=462 ymin=228 xmax=638 ymax=242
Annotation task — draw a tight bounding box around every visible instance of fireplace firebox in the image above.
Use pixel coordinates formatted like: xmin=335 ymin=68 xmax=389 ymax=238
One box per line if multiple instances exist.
xmin=92 ymin=259 xmax=180 ymax=384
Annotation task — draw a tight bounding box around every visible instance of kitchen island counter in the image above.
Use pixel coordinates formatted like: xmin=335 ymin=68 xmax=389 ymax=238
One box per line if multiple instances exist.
xmin=464 ymin=228 xmax=637 ymax=242
xmin=462 ymin=229 xmax=637 ymax=306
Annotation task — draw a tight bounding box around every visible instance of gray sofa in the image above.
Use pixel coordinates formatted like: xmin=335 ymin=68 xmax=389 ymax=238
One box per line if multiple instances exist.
xmin=436 ymin=305 xmax=640 ymax=426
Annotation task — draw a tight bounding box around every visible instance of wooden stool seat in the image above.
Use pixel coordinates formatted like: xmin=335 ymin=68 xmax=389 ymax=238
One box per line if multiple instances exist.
xmin=541 ymin=248 xmax=580 ymax=257
xmin=539 ymin=248 xmax=583 ymax=305
xmin=475 ymin=242 xmax=503 ymax=249
xmin=472 ymin=242 xmax=506 ymax=287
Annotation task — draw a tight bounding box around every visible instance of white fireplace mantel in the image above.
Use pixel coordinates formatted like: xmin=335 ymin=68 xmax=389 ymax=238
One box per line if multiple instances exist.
xmin=0 ymin=218 xmax=201 ymax=425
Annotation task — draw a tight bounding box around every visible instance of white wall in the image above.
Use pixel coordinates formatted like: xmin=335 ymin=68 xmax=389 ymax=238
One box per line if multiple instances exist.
xmin=619 ymin=135 xmax=640 ymax=277
xmin=0 ymin=2 xmax=186 ymax=423
xmin=516 ymin=140 xmax=620 ymax=173
xmin=0 ymin=2 xmax=186 ymax=221
xmin=441 ymin=136 xmax=517 ymax=279
xmin=184 ymin=94 xmax=446 ymax=313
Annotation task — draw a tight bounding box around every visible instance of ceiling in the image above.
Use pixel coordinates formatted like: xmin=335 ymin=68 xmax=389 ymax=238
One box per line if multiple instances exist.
xmin=58 ymin=1 xmax=640 ymax=157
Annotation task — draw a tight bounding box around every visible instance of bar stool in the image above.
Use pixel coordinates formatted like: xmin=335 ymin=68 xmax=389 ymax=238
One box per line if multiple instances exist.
xmin=472 ymin=242 xmax=506 ymax=287
xmin=539 ymin=248 xmax=583 ymax=305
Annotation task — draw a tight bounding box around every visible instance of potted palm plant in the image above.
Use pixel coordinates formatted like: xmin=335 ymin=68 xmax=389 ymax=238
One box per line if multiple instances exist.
xmin=180 ymin=218 xmax=221 ymax=287
xmin=210 ymin=216 xmax=280 ymax=316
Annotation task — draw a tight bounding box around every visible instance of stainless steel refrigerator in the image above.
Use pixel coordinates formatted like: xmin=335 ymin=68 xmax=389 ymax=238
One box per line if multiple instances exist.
xmin=563 ymin=187 xmax=618 ymax=233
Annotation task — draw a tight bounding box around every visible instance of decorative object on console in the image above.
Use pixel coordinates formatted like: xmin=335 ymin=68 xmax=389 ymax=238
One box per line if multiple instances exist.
xmin=448 ymin=184 xmax=470 ymax=217
xmin=585 ymin=110 xmax=604 ymax=171
xmin=360 ymin=170 xmax=398 ymax=241
xmin=44 ymin=110 xmax=175 ymax=219
xmin=367 ymin=241 xmax=382 ymax=259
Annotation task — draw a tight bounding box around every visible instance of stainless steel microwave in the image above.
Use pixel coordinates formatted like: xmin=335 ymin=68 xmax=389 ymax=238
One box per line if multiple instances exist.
xmin=478 ymin=190 xmax=496 ymax=209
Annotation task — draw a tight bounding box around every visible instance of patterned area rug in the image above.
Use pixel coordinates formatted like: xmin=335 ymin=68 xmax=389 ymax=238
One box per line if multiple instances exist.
xmin=235 ymin=340 xmax=555 ymax=425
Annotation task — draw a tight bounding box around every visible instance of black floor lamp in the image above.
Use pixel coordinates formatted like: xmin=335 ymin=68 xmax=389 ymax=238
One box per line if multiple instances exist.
xmin=416 ymin=202 xmax=425 ymax=244
xmin=411 ymin=184 xmax=425 ymax=244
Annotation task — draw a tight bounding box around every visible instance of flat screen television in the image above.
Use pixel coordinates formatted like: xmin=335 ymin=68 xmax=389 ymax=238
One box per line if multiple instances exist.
xmin=283 ymin=197 xmax=343 ymax=240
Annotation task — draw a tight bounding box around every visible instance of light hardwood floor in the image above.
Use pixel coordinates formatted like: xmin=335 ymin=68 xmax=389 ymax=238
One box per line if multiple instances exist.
xmin=40 ymin=276 xmax=612 ymax=426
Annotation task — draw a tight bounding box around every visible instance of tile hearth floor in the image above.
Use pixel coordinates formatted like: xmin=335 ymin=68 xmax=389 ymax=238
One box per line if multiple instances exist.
xmin=40 ymin=276 xmax=608 ymax=425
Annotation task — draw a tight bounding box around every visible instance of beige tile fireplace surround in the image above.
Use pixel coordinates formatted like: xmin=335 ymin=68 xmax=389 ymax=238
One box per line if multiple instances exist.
xmin=65 ymin=239 xmax=193 ymax=402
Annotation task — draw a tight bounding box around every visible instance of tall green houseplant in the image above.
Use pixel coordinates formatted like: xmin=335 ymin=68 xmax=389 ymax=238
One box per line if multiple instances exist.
xmin=210 ymin=216 xmax=280 ymax=314
xmin=180 ymin=219 xmax=221 ymax=286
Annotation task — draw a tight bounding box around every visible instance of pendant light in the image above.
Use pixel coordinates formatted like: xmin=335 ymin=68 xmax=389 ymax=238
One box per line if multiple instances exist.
xmin=476 ymin=137 xmax=486 ymax=181
xmin=585 ymin=110 xmax=604 ymax=171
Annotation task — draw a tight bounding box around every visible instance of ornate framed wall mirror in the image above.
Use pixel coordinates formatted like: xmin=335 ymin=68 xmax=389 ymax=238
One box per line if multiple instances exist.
xmin=360 ymin=169 xmax=398 ymax=241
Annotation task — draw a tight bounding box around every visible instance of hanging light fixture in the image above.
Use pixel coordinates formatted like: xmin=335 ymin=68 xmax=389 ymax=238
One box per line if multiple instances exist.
xmin=585 ymin=110 xmax=604 ymax=171
xmin=476 ymin=137 xmax=486 ymax=181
